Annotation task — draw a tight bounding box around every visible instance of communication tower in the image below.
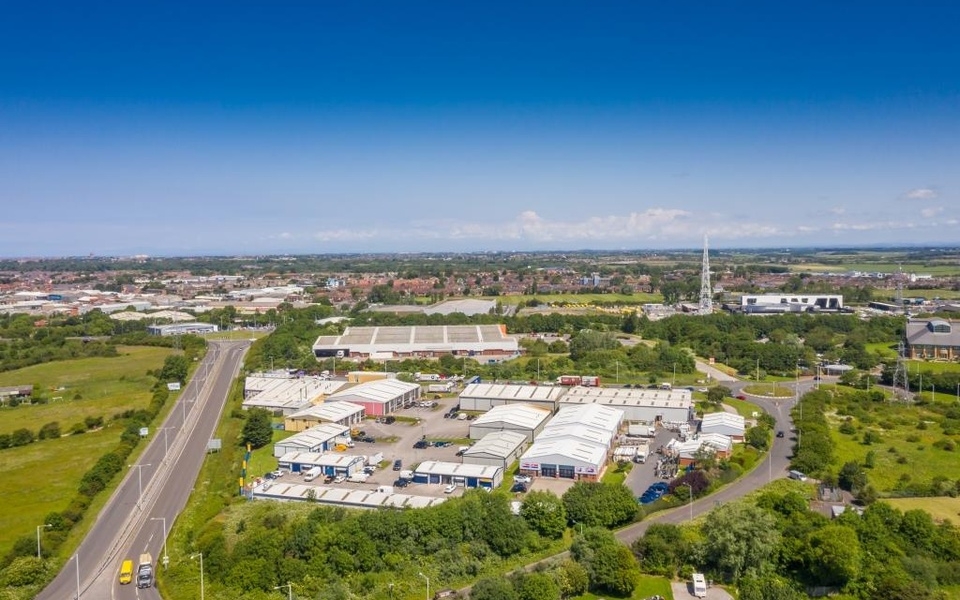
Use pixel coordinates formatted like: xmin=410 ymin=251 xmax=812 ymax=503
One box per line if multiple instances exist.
xmin=698 ymin=234 xmax=713 ymax=315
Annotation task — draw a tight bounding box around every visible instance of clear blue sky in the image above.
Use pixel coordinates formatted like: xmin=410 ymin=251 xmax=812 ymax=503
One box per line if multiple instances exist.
xmin=1 ymin=1 xmax=957 ymax=256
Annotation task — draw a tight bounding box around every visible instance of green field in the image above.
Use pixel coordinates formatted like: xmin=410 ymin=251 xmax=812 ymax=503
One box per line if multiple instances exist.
xmin=741 ymin=384 xmax=795 ymax=398
xmin=724 ymin=398 xmax=761 ymax=418
xmin=0 ymin=346 xmax=177 ymax=435
xmin=0 ymin=347 xmax=176 ymax=558
xmin=865 ymin=342 xmax=898 ymax=359
xmin=885 ymin=497 xmax=960 ymax=524
xmin=908 ymin=360 xmax=960 ymax=374
xmin=789 ymin=262 xmax=960 ymax=277
xmin=573 ymin=574 xmax=674 ymax=599
xmin=499 ymin=292 xmax=661 ymax=306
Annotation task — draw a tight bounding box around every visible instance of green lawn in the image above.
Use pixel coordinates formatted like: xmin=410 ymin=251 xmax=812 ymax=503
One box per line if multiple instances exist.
xmin=572 ymin=574 xmax=674 ymax=599
xmin=828 ymin=403 xmax=960 ymax=492
xmin=741 ymin=384 xmax=795 ymax=398
xmin=885 ymin=497 xmax=960 ymax=524
xmin=0 ymin=346 xmax=177 ymax=435
xmin=245 ymin=428 xmax=294 ymax=480
xmin=865 ymin=342 xmax=898 ymax=359
xmin=497 ymin=293 xmax=662 ymax=306
xmin=908 ymin=360 xmax=960 ymax=374
xmin=724 ymin=398 xmax=762 ymax=418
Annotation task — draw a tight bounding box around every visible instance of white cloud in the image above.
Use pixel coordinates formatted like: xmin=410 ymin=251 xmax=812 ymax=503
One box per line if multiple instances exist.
xmin=903 ymin=187 xmax=938 ymax=200
xmin=920 ymin=207 xmax=943 ymax=218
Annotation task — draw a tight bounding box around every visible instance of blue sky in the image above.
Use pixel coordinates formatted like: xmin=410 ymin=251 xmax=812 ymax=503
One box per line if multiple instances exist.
xmin=1 ymin=1 xmax=958 ymax=257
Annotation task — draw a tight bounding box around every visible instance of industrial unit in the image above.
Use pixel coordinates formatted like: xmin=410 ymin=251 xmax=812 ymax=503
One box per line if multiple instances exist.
xmin=277 ymin=452 xmax=366 ymax=476
xmin=147 ymin=322 xmax=219 ymax=336
xmin=272 ymin=423 xmax=350 ymax=458
xmin=312 ymin=324 xmax=519 ymax=361
xmin=557 ymin=386 xmax=694 ymax=424
xmin=739 ymin=293 xmax=844 ymax=313
xmin=699 ymin=412 xmax=746 ymax=442
xmin=461 ymin=431 xmax=528 ymax=470
xmin=458 ymin=383 xmax=566 ymax=412
xmin=284 ymin=401 xmax=365 ymax=432
xmin=468 ymin=403 xmax=553 ymax=441
xmin=324 ymin=379 xmax=421 ymax=416
xmin=242 ymin=374 xmax=344 ymax=415
xmin=413 ymin=461 xmax=504 ymax=489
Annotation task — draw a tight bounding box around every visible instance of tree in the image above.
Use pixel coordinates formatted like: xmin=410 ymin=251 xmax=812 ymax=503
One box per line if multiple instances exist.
xmin=37 ymin=421 xmax=61 ymax=440
xmin=241 ymin=408 xmax=274 ymax=449
xmin=838 ymin=461 xmax=868 ymax=493
xmin=801 ymin=524 xmax=861 ymax=586
xmin=554 ymin=559 xmax=588 ymax=598
xmin=515 ymin=572 xmax=560 ymax=600
xmin=746 ymin=426 xmax=769 ymax=450
xmin=571 ymin=528 xmax=640 ymax=596
xmin=562 ymin=482 xmax=638 ymax=528
xmin=700 ymin=503 xmax=779 ymax=581
xmin=521 ymin=491 xmax=567 ymax=539
xmin=738 ymin=573 xmax=807 ymax=600
xmin=471 ymin=576 xmax=519 ymax=600
xmin=568 ymin=330 xmax=620 ymax=361
xmin=707 ymin=386 xmax=730 ymax=405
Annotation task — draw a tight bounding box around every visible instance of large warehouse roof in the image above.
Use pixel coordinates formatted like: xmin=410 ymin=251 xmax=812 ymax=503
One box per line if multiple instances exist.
xmin=521 ymin=439 xmax=607 ymax=467
xmin=470 ymin=403 xmax=552 ymax=430
xmin=313 ymin=324 xmax=518 ymax=355
xmin=536 ymin=423 xmax=613 ymax=447
xmin=326 ymin=379 xmax=420 ymax=404
xmin=279 ymin=423 xmax=350 ymax=448
xmin=288 ymin=401 xmax=365 ymax=422
xmin=415 ymin=460 xmax=503 ymax=479
xmin=463 ymin=431 xmax=527 ymax=460
xmin=700 ymin=412 xmax=745 ymax=432
xmin=460 ymin=383 xmax=567 ymax=403
xmin=558 ymin=386 xmax=692 ymax=410
xmin=548 ymin=404 xmax=623 ymax=436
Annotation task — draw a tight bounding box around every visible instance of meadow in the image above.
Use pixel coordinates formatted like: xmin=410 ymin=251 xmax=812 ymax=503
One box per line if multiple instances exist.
xmin=501 ymin=292 xmax=662 ymax=307
xmin=0 ymin=346 xmax=176 ymax=557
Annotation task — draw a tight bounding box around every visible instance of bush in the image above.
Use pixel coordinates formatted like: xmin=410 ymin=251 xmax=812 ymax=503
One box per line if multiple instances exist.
xmin=10 ymin=428 xmax=34 ymax=447
xmin=38 ymin=422 xmax=61 ymax=440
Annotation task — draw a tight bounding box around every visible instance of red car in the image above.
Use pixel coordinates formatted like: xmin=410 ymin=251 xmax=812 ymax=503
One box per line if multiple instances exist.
xmin=737 ymin=394 xmax=747 ymax=400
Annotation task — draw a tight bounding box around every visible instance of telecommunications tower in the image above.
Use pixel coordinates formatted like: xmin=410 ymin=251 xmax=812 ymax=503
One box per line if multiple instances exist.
xmin=699 ymin=234 xmax=712 ymax=315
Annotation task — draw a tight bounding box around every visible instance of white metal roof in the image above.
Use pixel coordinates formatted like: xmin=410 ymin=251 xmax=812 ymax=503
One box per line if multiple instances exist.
xmin=548 ymin=404 xmax=623 ymax=435
xmin=470 ymin=403 xmax=552 ymax=430
xmin=252 ymin=483 xmax=447 ymax=508
xmin=414 ymin=460 xmax=503 ymax=480
xmin=460 ymin=383 xmax=566 ymax=403
xmin=558 ymin=386 xmax=693 ymax=409
xmin=700 ymin=412 xmax=745 ymax=433
xmin=327 ymin=379 xmax=420 ymax=404
xmin=462 ymin=431 xmax=527 ymax=460
xmin=277 ymin=423 xmax=350 ymax=448
xmin=288 ymin=401 xmax=365 ymax=422
xmin=278 ymin=452 xmax=365 ymax=468
xmin=520 ymin=439 xmax=607 ymax=467
xmin=536 ymin=423 xmax=613 ymax=446
xmin=313 ymin=324 xmax=519 ymax=354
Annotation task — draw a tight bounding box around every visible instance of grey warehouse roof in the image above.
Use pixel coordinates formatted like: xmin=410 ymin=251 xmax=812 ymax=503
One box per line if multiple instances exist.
xmin=460 ymin=383 xmax=567 ymax=403
xmin=462 ymin=431 xmax=527 ymax=460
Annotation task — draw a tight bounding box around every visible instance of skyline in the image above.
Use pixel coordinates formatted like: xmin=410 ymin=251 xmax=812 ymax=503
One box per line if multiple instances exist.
xmin=1 ymin=2 xmax=958 ymax=257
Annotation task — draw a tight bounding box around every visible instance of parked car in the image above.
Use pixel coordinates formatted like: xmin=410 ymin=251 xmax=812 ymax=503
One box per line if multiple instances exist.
xmin=393 ymin=459 xmax=403 ymax=471
xmin=384 ymin=416 xmax=396 ymax=424
xmin=510 ymin=482 xmax=528 ymax=493
xmin=443 ymin=484 xmax=457 ymax=494
xmin=323 ymin=475 xmax=334 ymax=484
xmin=393 ymin=478 xmax=409 ymax=488
xmin=514 ymin=474 xmax=532 ymax=484
xmin=362 ymin=436 xmax=376 ymax=443
xmin=776 ymin=430 xmax=785 ymax=438
xmin=414 ymin=439 xmax=429 ymax=449
xmin=333 ymin=474 xmax=346 ymax=484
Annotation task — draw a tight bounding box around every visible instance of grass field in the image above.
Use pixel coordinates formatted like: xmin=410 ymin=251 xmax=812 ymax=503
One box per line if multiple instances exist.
xmin=725 ymin=398 xmax=761 ymax=418
xmin=790 ymin=262 xmax=960 ymax=276
xmin=572 ymin=574 xmax=674 ymax=599
xmin=246 ymin=427 xmax=294 ymax=479
xmin=828 ymin=401 xmax=960 ymax=492
xmin=885 ymin=497 xmax=960 ymax=524
xmin=865 ymin=342 xmax=899 ymax=359
xmin=908 ymin=360 xmax=960 ymax=374
xmin=0 ymin=346 xmax=176 ymax=435
xmin=741 ymin=384 xmax=795 ymax=398
xmin=0 ymin=346 xmax=176 ymax=558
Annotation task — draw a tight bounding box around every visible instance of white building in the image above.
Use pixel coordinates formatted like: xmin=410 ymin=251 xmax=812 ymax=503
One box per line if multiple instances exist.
xmin=519 ymin=439 xmax=608 ymax=482
xmin=312 ymin=324 xmax=519 ymax=362
xmin=557 ymin=387 xmax=693 ymax=424
xmin=147 ymin=322 xmax=218 ymax=336
xmin=324 ymin=379 xmax=420 ymax=416
xmin=669 ymin=433 xmax=734 ymax=465
xmin=273 ymin=423 xmax=350 ymax=458
xmin=251 ymin=483 xmax=447 ymax=509
xmin=461 ymin=431 xmax=528 ymax=470
xmin=468 ymin=403 xmax=553 ymax=441
xmin=277 ymin=452 xmax=366 ymax=476
xmin=284 ymin=402 xmax=365 ymax=432
xmin=412 ymin=460 xmax=503 ymax=489
xmin=740 ymin=293 xmax=843 ymax=313
xmin=547 ymin=404 xmax=624 ymax=438
xmin=700 ymin=412 xmax=746 ymax=442
xmin=243 ymin=375 xmax=344 ymax=415
xmin=458 ymin=383 xmax=566 ymax=412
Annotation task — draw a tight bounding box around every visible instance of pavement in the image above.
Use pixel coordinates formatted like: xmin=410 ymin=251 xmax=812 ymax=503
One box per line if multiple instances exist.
xmin=671 ymin=580 xmax=734 ymax=600
xmin=37 ymin=340 xmax=250 ymax=600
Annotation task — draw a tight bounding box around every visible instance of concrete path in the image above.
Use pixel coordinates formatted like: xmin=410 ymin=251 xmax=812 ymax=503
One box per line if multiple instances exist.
xmin=695 ymin=360 xmax=738 ymax=383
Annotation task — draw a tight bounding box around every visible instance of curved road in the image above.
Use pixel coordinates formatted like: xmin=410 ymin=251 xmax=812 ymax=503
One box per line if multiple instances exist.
xmin=38 ymin=340 xmax=250 ymax=600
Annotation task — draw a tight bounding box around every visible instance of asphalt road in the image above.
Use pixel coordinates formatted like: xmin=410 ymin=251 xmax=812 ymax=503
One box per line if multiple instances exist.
xmin=38 ymin=340 xmax=250 ymax=600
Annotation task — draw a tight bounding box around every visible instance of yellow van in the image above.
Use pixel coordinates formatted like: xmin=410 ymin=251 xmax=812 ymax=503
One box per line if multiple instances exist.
xmin=119 ymin=559 xmax=134 ymax=584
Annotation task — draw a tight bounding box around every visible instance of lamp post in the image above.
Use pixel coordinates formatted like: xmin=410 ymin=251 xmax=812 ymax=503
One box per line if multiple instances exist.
xmin=418 ymin=572 xmax=430 ymax=600
xmin=389 ymin=582 xmax=394 ymax=600
xmin=273 ymin=582 xmax=293 ymax=600
xmin=673 ymin=363 xmax=677 ymax=387
xmin=36 ymin=523 xmax=51 ymax=558
xmin=931 ymin=383 xmax=935 ymax=403
xmin=73 ymin=553 xmax=80 ymax=600
xmin=615 ymin=360 xmax=619 ymax=384
xmin=191 ymin=553 xmax=204 ymax=600
xmin=150 ymin=517 xmax=168 ymax=565
xmin=756 ymin=359 xmax=760 ymax=382
xmin=536 ymin=358 xmax=540 ymax=382
xmin=160 ymin=426 xmax=176 ymax=458
xmin=681 ymin=483 xmax=693 ymax=522
xmin=128 ymin=463 xmax=152 ymax=510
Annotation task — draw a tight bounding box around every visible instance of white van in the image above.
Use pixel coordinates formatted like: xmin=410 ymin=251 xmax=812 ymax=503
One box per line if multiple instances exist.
xmin=788 ymin=470 xmax=808 ymax=481
xmin=692 ymin=573 xmax=707 ymax=598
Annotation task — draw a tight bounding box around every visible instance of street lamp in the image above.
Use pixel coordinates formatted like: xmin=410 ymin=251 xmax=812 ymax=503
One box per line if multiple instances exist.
xmin=273 ymin=582 xmax=293 ymax=600
xmin=160 ymin=426 xmax=176 ymax=458
xmin=931 ymin=383 xmax=935 ymax=403
xmin=191 ymin=553 xmax=204 ymax=600
xmin=36 ymin=523 xmax=51 ymax=558
xmin=128 ymin=463 xmax=152 ymax=510
xmin=389 ymin=582 xmax=394 ymax=600
xmin=73 ymin=553 xmax=81 ymax=600
xmin=680 ymin=482 xmax=693 ymax=522
xmin=673 ymin=363 xmax=677 ymax=387
xmin=150 ymin=517 xmax=168 ymax=565
xmin=418 ymin=572 xmax=430 ymax=600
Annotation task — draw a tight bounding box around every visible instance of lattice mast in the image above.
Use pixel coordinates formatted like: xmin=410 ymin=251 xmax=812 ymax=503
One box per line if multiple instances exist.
xmin=891 ymin=340 xmax=910 ymax=401
xmin=895 ymin=263 xmax=904 ymax=308
xmin=698 ymin=234 xmax=713 ymax=315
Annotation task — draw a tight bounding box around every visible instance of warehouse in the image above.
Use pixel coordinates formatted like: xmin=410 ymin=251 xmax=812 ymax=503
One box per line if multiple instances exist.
xmin=277 ymin=452 xmax=365 ymax=476
xmin=284 ymin=402 xmax=365 ymax=432
xmin=518 ymin=439 xmax=608 ymax=482
xmin=668 ymin=433 xmax=733 ymax=466
xmin=468 ymin=403 xmax=553 ymax=441
xmin=905 ymin=318 xmax=960 ymax=361
xmin=536 ymin=423 xmax=615 ymax=451
xmin=324 ymin=379 xmax=420 ymax=416
xmin=272 ymin=423 xmax=350 ymax=458
xmin=413 ymin=460 xmax=504 ymax=490
xmin=461 ymin=431 xmax=528 ymax=470
xmin=700 ymin=412 xmax=745 ymax=442
xmin=739 ymin=293 xmax=844 ymax=313
xmin=458 ymin=383 xmax=566 ymax=412
xmin=547 ymin=403 xmax=624 ymax=440
xmin=557 ymin=387 xmax=693 ymax=424
xmin=312 ymin=324 xmax=519 ymax=362
xmin=243 ymin=374 xmax=345 ymax=415
xmin=147 ymin=322 xmax=219 ymax=336
xmin=251 ymin=483 xmax=447 ymax=509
